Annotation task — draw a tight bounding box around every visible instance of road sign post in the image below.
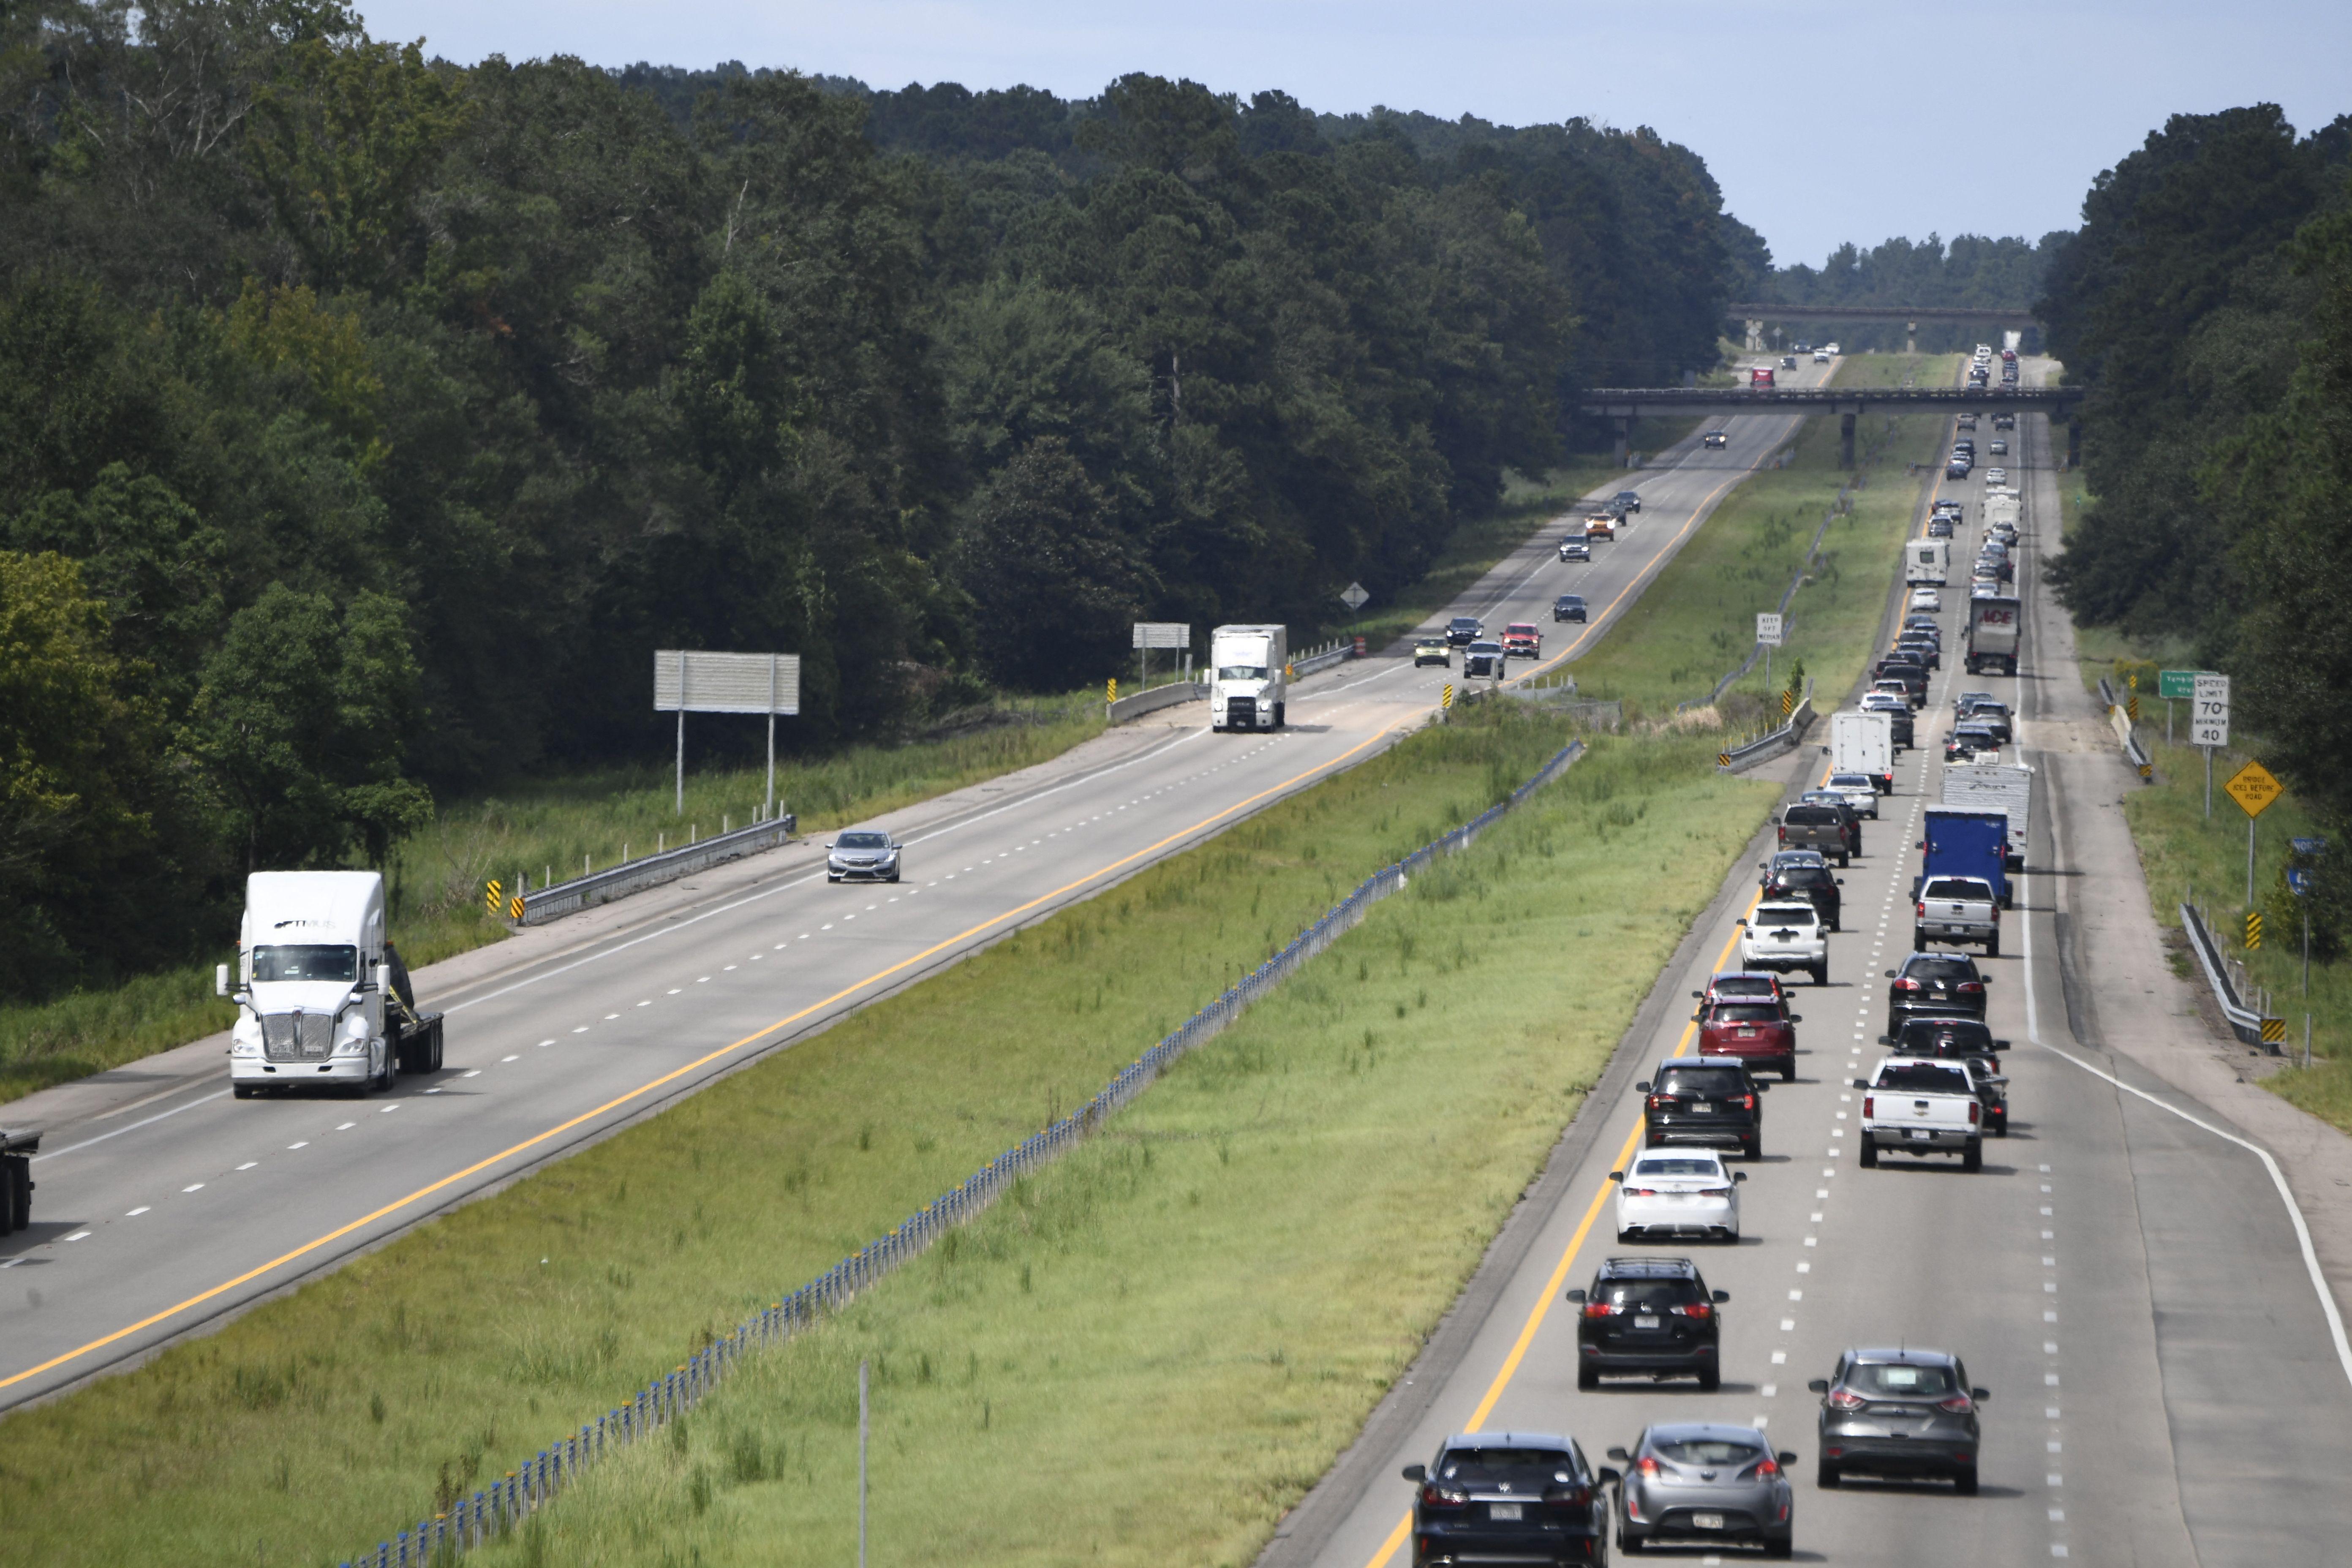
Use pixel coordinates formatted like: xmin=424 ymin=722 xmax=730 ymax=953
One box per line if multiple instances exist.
xmin=1756 ymin=613 xmax=1783 ymax=699
xmin=2160 ymin=669 xmax=2197 ymax=745
xmin=2224 ymin=758 xmax=2282 ymax=906
xmin=656 ymin=650 xmax=802 ymax=816
xmin=1339 ymin=582 xmax=1371 ymax=613
xmin=2193 ymin=674 xmax=2230 ymax=819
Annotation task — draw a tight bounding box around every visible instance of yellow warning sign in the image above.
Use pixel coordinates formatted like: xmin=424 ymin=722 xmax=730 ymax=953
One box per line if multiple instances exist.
xmin=485 ymin=878 xmax=504 ymax=916
xmin=2224 ymin=760 xmax=2284 ymax=819
xmin=1718 ymin=752 xmax=1732 ymax=768
xmin=2246 ymin=911 xmax=2263 ymax=950
xmin=1441 ymin=683 xmax=1455 ymax=710
xmin=2261 ymin=1017 xmax=2287 ymax=1044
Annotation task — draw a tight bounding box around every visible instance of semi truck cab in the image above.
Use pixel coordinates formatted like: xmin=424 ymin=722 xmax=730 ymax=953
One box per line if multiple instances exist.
xmin=222 ymin=871 xmax=443 ymax=1097
xmin=1209 ymin=624 xmax=1288 ymax=732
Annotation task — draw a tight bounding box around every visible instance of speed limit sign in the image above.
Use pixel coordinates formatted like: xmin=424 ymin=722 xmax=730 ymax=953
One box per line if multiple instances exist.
xmin=2192 ymin=673 xmax=2230 ymax=748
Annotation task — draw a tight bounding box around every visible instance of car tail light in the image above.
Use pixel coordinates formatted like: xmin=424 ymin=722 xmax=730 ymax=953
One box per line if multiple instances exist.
xmin=1698 ymin=1185 xmax=1732 ymax=1198
xmin=1993 ymin=903 xmax=2003 ymax=920
xmin=1862 ymin=1096 xmax=1876 ymax=1117
xmin=1894 ymin=977 xmax=1922 ymax=991
xmin=1627 ymin=1187 xmax=1658 ymax=1197
xmin=1958 ymin=981 xmax=1984 ymax=995
xmin=1747 ymin=1455 xmax=1782 ymax=1479
xmin=1582 ymin=1302 xmax=1620 ymax=1319
xmin=1968 ymin=1101 xmax=1981 ymax=1125
xmin=1740 ymin=1094 xmax=1756 ymax=1111
xmin=1937 ymin=1392 xmax=1977 ymax=1413
xmin=1421 ymin=1483 xmax=1470 ymax=1508
xmin=1636 ymin=1456 xmax=1662 ymax=1478
xmin=1827 ymin=1388 xmax=1866 ymax=1411
xmin=1669 ymin=1302 xmax=1713 ymax=1320
xmin=1777 ymin=825 xmax=1787 ymax=843
xmin=1545 ymin=1485 xmax=1592 ymax=1510
xmin=1647 ymin=1094 xmax=1668 ymax=1111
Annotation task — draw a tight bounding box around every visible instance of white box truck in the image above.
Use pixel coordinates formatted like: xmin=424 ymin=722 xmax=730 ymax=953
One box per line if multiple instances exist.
xmin=1829 ymin=709 xmax=1896 ymax=794
xmin=219 ymin=871 xmax=443 ymax=1097
xmin=1965 ymin=595 xmax=2021 ymax=675
xmin=1209 ymin=624 xmax=1288 ymax=732
xmin=1942 ymin=762 xmax=2032 ymax=872
xmin=1905 ymin=539 xmax=1949 ymax=585
xmin=1984 ymin=493 xmax=2021 ymax=532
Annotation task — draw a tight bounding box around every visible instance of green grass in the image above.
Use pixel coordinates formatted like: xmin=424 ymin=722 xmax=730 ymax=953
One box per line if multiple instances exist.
xmin=0 ymin=693 xmax=1104 ymax=1107
xmin=1547 ymin=355 xmax=1960 ymax=724
xmin=0 ymin=704 xmax=1790 ymax=1568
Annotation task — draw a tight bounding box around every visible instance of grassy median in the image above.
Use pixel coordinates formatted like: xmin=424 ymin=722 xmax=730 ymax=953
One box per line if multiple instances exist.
xmin=1552 ymin=355 xmax=1958 ymax=721
xmin=0 ymin=705 xmax=1791 ymax=1568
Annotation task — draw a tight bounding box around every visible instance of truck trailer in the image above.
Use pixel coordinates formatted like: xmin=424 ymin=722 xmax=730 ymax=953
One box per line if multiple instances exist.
xmin=1965 ymin=596 xmax=2022 ymax=675
xmin=1209 ymin=624 xmax=1288 ymax=732
xmin=1914 ymin=805 xmax=2012 ymax=908
xmin=220 ymin=871 xmax=444 ymax=1097
xmin=1905 ymin=539 xmax=1950 ymax=586
xmin=1942 ymin=762 xmax=2032 ymax=873
xmin=1829 ymin=709 xmax=1896 ymax=793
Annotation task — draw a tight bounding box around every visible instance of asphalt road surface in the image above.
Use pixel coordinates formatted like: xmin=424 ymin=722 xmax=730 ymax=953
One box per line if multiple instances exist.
xmin=1265 ymin=376 xmax=2352 ymax=1567
xmin=0 ymin=365 xmax=1837 ymax=1408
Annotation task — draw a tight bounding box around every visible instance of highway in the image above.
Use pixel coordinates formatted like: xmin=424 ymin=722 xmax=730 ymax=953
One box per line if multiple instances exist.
xmin=0 ymin=365 xmax=1838 ymax=1408
xmin=1264 ymin=372 xmax=2352 ymax=1566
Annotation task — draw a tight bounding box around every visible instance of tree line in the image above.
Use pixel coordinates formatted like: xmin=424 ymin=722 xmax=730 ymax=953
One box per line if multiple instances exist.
xmin=1760 ymin=231 xmax=2070 ymax=353
xmin=0 ymin=4 xmax=1763 ymax=1000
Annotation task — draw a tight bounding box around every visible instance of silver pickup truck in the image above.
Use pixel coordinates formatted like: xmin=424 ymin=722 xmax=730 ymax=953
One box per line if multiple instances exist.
xmin=1855 ymin=1057 xmax=1985 ymax=1171
xmin=1914 ymin=875 xmax=2000 ymax=956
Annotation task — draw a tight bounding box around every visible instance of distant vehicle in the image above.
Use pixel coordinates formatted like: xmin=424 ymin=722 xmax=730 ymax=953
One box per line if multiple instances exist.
xmin=1813 ymin=348 xmax=1831 ymax=363
xmin=827 ymin=829 xmax=903 ymax=884
xmin=1401 ymin=1433 xmax=1616 ymax=1564
xmin=1636 ymin=1057 xmax=1768 ymax=1163
xmin=1780 ymin=354 xmax=1799 ymax=369
xmin=1886 ymin=950 xmax=1990 ymax=1031
xmin=1956 ymin=412 xmax=1978 ymax=430
xmin=1696 ymin=998 xmax=1799 ymax=1083
xmin=1964 ymin=595 xmax=2021 ymax=675
xmin=1776 ymin=798 xmax=1855 ymax=865
xmin=1413 ymin=638 xmax=1451 ymax=668
xmin=1554 ymin=593 xmax=1587 ymax=623
xmin=1952 ymin=700 xmax=2011 ymax=745
xmin=1739 ymin=899 xmax=1830 ymax=987
xmin=2001 ymin=347 xmax=2017 ymax=362
xmin=1559 ymin=536 xmax=1590 ymax=562
xmin=1611 ymin=1148 xmax=1747 ymax=1241
xmin=1905 ymin=538 xmax=1949 ymax=585
xmin=1946 ymin=458 xmax=1971 ymax=480
xmin=1988 ymin=438 xmax=2008 ymax=455
xmin=1568 ymin=1254 xmax=1732 ymax=1389
xmin=1907 ymin=587 xmax=1943 ymax=613
xmin=1763 ymin=845 xmax=1846 ymax=918
xmin=1874 ymin=657 xmax=1927 ymax=705
xmin=1916 ymin=871 xmax=2001 ymax=955
xmin=1501 ymin=623 xmax=1542 ymax=659
xmin=1463 ymin=640 xmax=1506 ymax=678
xmin=1984 ymin=466 xmax=2008 ymax=485
xmin=1829 ymin=708 xmax=1895 ymax=789
xmin=1210 ymin=623 xmax=1288 ymax=731
xmin=1826 ymin=771 xmax=1881 ymax=818
xmin=1584 ymin=513 xmax=1616 ymax=542
xmin=1750 ymin=366 xmax=1776 ymax=389
xmin=1945 ymin=724 xmax=1999 ymax=763
xmin=1614 ymin=490 xmax=1643 ymax=514
xmin=1993 ymin=411 xmax=2016 ymax=430
xmin=1811 ymin=1348 xmax=1987 ymax=1492
xmin=1693 ymin=971 xmax=1792 ymax=1013
xmin=1824 ymin=341 xmax=1840 ymax=354
xmin=1860 ymin=691 xmax=1914 ymax=747
xmin=1610 ymin=1424 xmax=1796 ymax=1558
xmin=1793 ymin=340 xmax=1812 ymax=353
xmin=1944 ymin=760 xmax=2030 ymax=871
xmin=1926 ymin=516 xmax=1954 ymax=538
xmin=1446 ymin=615 xmax=1483 ymax=646
xmin=224 ymin=871 xmax=444 ymax=1099
xmin=1703 ymin=430 xmax=1729 ymax=449
xmin=1854 ymin=1057 xmax=1987 ymax=1172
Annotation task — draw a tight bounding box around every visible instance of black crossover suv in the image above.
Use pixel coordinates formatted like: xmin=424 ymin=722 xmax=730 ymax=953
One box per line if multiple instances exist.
xmin=1568 ymin=1255 xmax=1730 ymax=1391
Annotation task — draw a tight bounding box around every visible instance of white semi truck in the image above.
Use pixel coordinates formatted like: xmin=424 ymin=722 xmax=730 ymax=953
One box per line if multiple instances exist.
xmin=1964 ymin=595 xmax=2022 ymax=675
xmin=1209 ymin=624 xmax=1288 ymax=732
xmin=1905 ymin=539 xmax=1949 ymax=585
xmin=219 ymin=871 xmax=444 ymax=1098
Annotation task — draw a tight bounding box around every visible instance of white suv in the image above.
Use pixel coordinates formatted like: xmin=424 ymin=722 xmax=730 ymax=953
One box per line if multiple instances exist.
xmin=1739 ymin=900 xmax=1830 ymax=987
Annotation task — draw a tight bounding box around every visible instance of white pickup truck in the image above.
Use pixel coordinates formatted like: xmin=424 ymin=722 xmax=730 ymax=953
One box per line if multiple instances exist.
xmin=1739 ymin=900 xmax=1830 ymax=987
xmin=1914 ymin=875 xmax=2001 ymax=956
xmin=1855 ymin=1057 xmax=1986 ymax=1171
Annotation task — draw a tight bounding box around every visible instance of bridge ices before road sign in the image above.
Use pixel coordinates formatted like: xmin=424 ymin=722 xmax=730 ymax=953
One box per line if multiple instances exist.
xmin=2224 ymin=759 xmax=2282 ymax=819
xmin=2192 ymin=672 xmax=2230 ymax=748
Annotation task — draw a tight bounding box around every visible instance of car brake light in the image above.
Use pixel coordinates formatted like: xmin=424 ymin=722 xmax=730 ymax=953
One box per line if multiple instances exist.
xmin=1669 ymin=1302 xmax=1713 ymax=1320
xmin=1916 ymin=901 xmax=1927 ymax=917
xmin=1894 ymin=977 xmax=1922 ymax=991
xmin=1546 ymin=1485 xmax=1592 ymax=1509
xmin=1582 ymin=1302 xmax=1620 ymax=1318
xmin=1937 ymin=1393 xmax=1976 ymax=1414
xmin=1863 ymin=1096 xmax=1875 ymax=1117
xmin=1968 ymin=1101 xmax=1981 ymax=1125
xmin=1827 ymin=1388 xmax=1866 ymax=1411
xmin=1421 ymin=1483 xmax=1470 ymax=1508
xmin=1636 ymin=1456 xmax=1661 ymax=1478
xmin=1958 ymin=981 xmax=1983 ymax=994
xmin=1647 ymin=1094 xmax=1667 ymax=1110
xmin=1749 ymin=1456 xmax=1782 ymax=1479
xmin=1628 ymin=1187 xmax=1658 ymax=1197
xmin=1777 ymin=825 xmax=1786 ymax=842
xmin=1698 ymin=1185 xmax=1732 ymax=1198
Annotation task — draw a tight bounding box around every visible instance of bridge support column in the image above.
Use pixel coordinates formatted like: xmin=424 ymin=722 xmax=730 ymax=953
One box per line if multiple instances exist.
xmin=1839 ymin=411 xmax=1857 ymax=471
xmin=1744 ymin=318 xmax=1764 ymax=352
xmin=1614 ymin=415 xmax=1631 ymax=469
xmin=2068 ymin=416 xmax=2082 ymax=470
xmin=1906 ymin=319 xmax=1917 ymax=355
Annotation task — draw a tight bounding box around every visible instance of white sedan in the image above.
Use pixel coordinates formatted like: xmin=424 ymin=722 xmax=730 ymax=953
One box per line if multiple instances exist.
xmin=1825 ymin=772 xmax=1881 ymax=817
xmin=1611 ymin=1149 xmax=1745 ymax=1243
xmin=1907 ymin=587 xmax=1943 ymax=612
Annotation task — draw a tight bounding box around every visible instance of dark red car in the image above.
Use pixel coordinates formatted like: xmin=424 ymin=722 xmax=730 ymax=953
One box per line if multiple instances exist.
xmin=1695 ymin=972 xmax=1791 ymax=1015
xmin=1696 ymin=999 xmax=1800 ymax=1081
xmin=1501 ymin=622 xmax=1543 ymax=659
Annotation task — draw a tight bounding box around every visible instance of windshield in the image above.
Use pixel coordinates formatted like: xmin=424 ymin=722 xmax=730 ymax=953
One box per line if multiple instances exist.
xmin=1215 ymin=665 xmax=1268 ymax=682
xmin=1755 ymin=905 xmax=1817 ymax=926
xmin=1653 ymin=1437 xmax=1766 ymax=1466
xmin=1659 ymin=1068 xmax=1746 ymax=1097
xmin=1829 ymin=775 xmax=1872 ymax=789
xmin=1904 ymin=956 xmax=1981 ymax=983
xmin=1846 ymin=1362 xmax=1957 ymax=1397
xmin=1596 ymin=1278 xmax=1703 ymax=1309
xmin=1435 ymin=1448 xmax=1578 ymax=1485
xmin=1876 ymin=1063 xmax=1973 ymax=1093
xmin=250 ymin=944 xmax=358 ymax=983
xmin=1632 ymin=1157 xmax=1722 ymax=1178
xmin=1923 ymin=879 xmax=1993 ymax=901
xmin=1709 ymin=1004 xmax=1780 ymax=1024
xmin=1897 ymin=1020 xmax=1995 ymax=1054
xmin=837 ymin=832 xmax=890 ymax=849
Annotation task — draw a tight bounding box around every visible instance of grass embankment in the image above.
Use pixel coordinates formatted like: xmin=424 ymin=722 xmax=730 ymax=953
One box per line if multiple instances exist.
xmin=0 ymin=694 xmax=1103 ymax=1105
xmin=1551 ymin=354 xmax=1960 ymax=721
xmin=0 ymin=702 xmax=1779 ymax=1567
xmin=1332 ymin=435 xmax=1692 ymax=654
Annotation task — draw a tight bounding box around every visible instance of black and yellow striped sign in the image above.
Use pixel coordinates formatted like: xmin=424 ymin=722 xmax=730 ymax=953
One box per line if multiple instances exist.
xmin=1107 ymin=678 xmax=1118 ymax=703
xmin=2246 ymin=911 xmax=2263 ymax=950
xmin=2261 ymin=1016 xmax=2286 ymax=1044
xmin=509 ymin=895 xmax=525 ymax=921
xmin=1780 ymin=690 xmax=1794 ymax=716
xmin=485 ymin=879 xmax=503 ymax=917
xmin=1718 ymin=752 xmax=1732 ymax=768
xmin=1442 ymin=683 xmax=1454 ymax=710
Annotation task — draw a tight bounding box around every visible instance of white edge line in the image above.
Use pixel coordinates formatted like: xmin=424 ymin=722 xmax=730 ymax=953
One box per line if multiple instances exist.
xmin=34 ymin=1089 xmax=233 ymax=1163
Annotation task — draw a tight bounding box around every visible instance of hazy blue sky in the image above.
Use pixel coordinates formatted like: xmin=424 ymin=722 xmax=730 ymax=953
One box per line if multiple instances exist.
xmin=357 ymin=0 xmax=2348 ymax=267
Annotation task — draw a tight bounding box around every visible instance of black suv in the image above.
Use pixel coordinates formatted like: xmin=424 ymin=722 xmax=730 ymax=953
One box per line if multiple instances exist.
xmin=1637 ymin=1058 xmax=1767 ymax=1161
xmin=1402 ymin=1432 xmax=1616 ymax=1566
xmin=1613 ymin=490 xmax=1643 ymax=515
xmin=1567 ymin=1256 xmax=1731 ymax=1391
xmin=1446 ymin=615 xmax=1483 ymax=646
xmin=1554 ymin=594 xmax=1587 ymax=623
xmin=1884 ymin=952 xmax=1989 ymax=1036
xmin=1761 ymin=856 xmax=1843 ymax=927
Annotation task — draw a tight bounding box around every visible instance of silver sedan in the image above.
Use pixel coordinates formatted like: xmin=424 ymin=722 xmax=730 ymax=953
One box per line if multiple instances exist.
xmin=1609 ymin=1423 xmax=1796 ymax=1557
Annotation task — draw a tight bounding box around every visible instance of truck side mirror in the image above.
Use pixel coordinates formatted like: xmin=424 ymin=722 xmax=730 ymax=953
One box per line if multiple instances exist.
xmin=1852 ymin=1078 xmax=1871 ymax=1089
xmin=216 ymin=963 xmax=231 ymax=999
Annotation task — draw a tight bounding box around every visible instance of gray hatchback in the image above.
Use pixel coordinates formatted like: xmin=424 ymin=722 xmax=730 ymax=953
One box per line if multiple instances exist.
xmin=1608 ymin=1423 xmax=1796 ymax=1557
xmin=1810 ymin=1347 xmax=1987 ymax=1493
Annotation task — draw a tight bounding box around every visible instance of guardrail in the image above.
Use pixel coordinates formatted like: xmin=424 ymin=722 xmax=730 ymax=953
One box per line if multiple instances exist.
xmin=2096 ymin=678 xmax=2154 ymax=781
xmin=1717 ymin=678 xmax=1816 ymax=773
xmin=335 ymin=730 xmax=1592 ymax=1568
xmin=1107 ymin=680 xmax=1207 ymax=725
xmin=1291 ymin=637 xmax=1354 ymax=678
xmin=516 ymin=813 xmax=797 ymax=926
xmin=2180 ymin=900 xmax=2285 ymax=1051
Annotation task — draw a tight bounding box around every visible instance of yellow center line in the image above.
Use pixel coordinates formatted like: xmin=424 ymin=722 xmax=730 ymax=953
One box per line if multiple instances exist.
xmin=3 ymin=716 xmax=1421 ymax=1395
xmin=1365 ymin=890 xmax=1764 ymax=1568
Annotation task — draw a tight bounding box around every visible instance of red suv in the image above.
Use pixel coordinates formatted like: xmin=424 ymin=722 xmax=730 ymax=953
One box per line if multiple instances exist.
xmin=1502 ymin=623 xmax=1542 ymax=659
xmin=1696 ymin=999 xmax=1799 ymax=1081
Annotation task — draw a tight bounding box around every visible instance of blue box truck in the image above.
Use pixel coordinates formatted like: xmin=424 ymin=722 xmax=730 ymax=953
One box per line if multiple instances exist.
xmin=1914 ymin=805 xmax=2012 ymax=908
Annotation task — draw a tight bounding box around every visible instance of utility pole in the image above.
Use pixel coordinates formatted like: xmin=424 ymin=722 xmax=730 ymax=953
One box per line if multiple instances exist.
xmin=858 ymin=1360 xmax=870 ymax=1568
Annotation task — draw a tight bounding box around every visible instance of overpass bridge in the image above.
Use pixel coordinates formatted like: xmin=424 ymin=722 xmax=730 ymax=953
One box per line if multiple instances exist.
xmin=1579 ymin=384 xmax=2082 ymax=469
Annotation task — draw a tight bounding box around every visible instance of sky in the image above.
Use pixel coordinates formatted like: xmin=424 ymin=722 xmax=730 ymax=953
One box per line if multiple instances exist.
xmin=354 ymin=0 xmax=2351 ymax=268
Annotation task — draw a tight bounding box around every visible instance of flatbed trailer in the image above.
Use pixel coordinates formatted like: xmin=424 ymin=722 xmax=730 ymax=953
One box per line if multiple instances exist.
xmin=0 ymin=1129 xmax=39 ymax=1234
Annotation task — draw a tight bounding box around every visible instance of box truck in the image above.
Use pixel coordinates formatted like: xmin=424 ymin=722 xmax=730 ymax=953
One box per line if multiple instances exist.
xmin=1209 ymin=624 xmax=1288 ymax=732
xmin=1943 ymin=762 xmax=2031 ymax=874
xmin=1914 ymin=805 xmax=2011 ymax=908
xmin=1905 ymin=539 xmax=1949 ymax=585
xmin=1965 ymin=595 xmax=2021 ymax=675
xmin=1828 ymin=709 xmax=1896 ymax=793
xmin=219 ymin=871 xmax=444 ymax=1097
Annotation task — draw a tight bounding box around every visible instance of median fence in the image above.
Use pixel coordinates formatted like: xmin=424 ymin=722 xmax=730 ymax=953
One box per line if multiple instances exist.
xmin=336 ymin=733 xmax=1590 ymax=1568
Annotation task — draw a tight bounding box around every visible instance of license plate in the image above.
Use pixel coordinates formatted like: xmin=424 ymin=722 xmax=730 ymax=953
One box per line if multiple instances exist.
xmin=1690 ymin=1101 xmax=1712 ymax=1113
xmin=1908 ymin=1128 xmax=1933 ymax=1139
xmin=1489 ymin=1503 xmax=1522 ymax=1522
xmin=1691 ymin=1512 xmax=1724 ymax=1530
xmin=1635 ymin=1315 xmax=1660 ymax=1328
